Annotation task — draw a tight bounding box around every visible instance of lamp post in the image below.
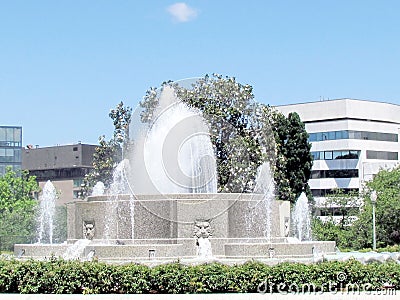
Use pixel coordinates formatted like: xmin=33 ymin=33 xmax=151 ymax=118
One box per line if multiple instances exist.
xmin=370 ymin=191 xmax=377 ymax=250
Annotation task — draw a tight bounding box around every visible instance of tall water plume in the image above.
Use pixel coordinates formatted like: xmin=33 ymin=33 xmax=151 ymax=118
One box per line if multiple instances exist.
xmin=128 ymin=86 xmax=217 ymax=194
xmin=253 ymin=162 xmax=275 ymax=242
xmin=103 ymin=160 xmax=130 ymax=240
xmin=292 ymin=192 xmax=312 ymax=241
xmin=91 ymin=181 xmax=105 ymax=196
xmin=37 ymin=180 xmax=56 ymax=244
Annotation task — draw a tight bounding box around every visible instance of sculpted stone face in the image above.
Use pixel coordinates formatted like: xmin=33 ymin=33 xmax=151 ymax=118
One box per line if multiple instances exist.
xmin=83 ymin=221 xmax=95 ymax=240
xmin=193 ymin=220 xmax=211 ymax=239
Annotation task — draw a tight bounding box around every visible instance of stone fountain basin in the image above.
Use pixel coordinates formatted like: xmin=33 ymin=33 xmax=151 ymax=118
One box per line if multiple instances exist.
xmin=14 ymin=194 xmax=336 ymax=262
xmin=15 ymin=238 xmax=336 ymax=262
xmin=67 ymin=193 xmax=291 ymax=241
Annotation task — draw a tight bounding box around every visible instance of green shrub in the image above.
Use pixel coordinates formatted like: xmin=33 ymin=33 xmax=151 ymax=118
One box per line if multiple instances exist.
xmin=0 ymin=258 xmax=399 ymax=294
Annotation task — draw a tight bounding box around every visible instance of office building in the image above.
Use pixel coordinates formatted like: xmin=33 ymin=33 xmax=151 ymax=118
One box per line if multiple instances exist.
xmin=0 ymin=126 xmax=22 ymax=176
xmin=22 ymin=143 xmax=97 ymax=206
xmin=277 ymin=99 xmax=400 ymax=219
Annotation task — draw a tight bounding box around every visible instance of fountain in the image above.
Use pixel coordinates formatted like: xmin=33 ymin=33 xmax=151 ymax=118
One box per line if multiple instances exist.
xmin=292 ymin=192 xmax=312 ymax=241
xmin=14 ymin=82 xmax=336 ymax=263
xmin=128 ymin=86 xmax=217 ymax=195
xmin=37 ymin=180 xmax=57 ymax=244
xmin=91 ymin=181 xmax=105 ymax=196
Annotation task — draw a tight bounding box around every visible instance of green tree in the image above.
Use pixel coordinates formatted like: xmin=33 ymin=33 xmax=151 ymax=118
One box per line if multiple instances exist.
xmin=311 ymin=217 xmax=353 ymax=249
xmin=138 ymin=74 xmax=312 ymax=197
xmin=311 ymin=189 xmax=360 ymax=249
xmin=109 ymin=101 xmax=132 ymax=156
xmin=84 ymin=101 xmax=132 ymax=192
xmin=324 ymin=189 xmax=360 ymax=229
xmin=173 ymin=74 xmax=275 ymax=192
xmin=84 ymin=135 xmax=119 ymax=189
xmin=352 ymin=166 xmax=400 ymax=248
xmin=272 ymin=111 xmax=313 ymax=203
xmin=0 ymin=167 xmax=39 ymax=250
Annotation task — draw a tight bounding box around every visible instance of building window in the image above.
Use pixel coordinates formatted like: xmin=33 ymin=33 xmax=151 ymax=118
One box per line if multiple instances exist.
xmin=311 ymin=188 xmax=359 ymax=197
xmin=29 ymin=167 xmax=92 ymax=181
xmin=366 ymin=151 xmax=398 ymax=160
xmin=311 ymin=169 xmax=359 ymax=179
xmin=324 ymin=151 xmax=333 ymax=160
xmin=309 ymin=130 xmax=397 ymax=143
xmin=73 ymin=147 xmax=78 ymax=151
xmin=0 ymin=126 xmax=22 ymax=176
xmin=312 ymin=152 xmax=320 ymax=160
xmin=73 ymin=179 xmax=84 ymax=188
xmin=312 ymin=150 xmax=360 ymax=160
xmin=318 ymin=207 xmax=359 ymax=217
xmin=73 ymin=190 xmax=80 ymax=199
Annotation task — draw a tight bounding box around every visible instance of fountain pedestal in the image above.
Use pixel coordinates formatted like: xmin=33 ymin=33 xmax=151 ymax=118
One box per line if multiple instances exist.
xmin=15 ymin=194 xmax=336 ymax=262
xmin=68 ymin=194 xmax=290 ymax=241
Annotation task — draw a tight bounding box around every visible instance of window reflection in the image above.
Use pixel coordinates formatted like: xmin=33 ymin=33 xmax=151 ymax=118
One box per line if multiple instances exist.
xmin=311 ymin=169 xmax=358 ymax=179
xmin=366 ymin=150 xmax=398 ymax=160
xmin=312 ymin=188 xmax=359 ymax=197
xmin=308 ymin=130 xmax=397 ymax=142
xmin=0 ymin=126 xmax=23 ymax=176
xmin=312 ymin=150 xmax=360 ymax=160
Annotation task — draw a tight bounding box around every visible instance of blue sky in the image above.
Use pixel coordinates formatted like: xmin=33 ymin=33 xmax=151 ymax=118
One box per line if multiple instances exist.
xmin=1 ymin=1 xmax=400 ymax=147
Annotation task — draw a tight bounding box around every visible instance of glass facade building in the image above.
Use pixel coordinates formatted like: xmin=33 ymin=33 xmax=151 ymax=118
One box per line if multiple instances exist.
xmin=277 ymin=99 xmax=400 ymax=222
xmin=0 ymin=126 xmax=22 ymax=176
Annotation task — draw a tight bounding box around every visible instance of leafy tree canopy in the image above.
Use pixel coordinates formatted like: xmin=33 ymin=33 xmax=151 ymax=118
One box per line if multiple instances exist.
xmin=173 ymin=74 xmax=275 ymax=193
xmin=139 ymin=74 xmax=313 ymax=201
xmin=357 ymin=166 xmax=400 ymax=247
xmin=0 ymin=167 xmax=40 ymax=249
xmin=313 ymin=167 xmax=400 ymax=250
xmin=84 ymin=101 xmax=132 ymax=192
xmin=311 ymin=189 xmax=360 ymax=249
xmin=0 ymin=167 xmax=39 ymax=213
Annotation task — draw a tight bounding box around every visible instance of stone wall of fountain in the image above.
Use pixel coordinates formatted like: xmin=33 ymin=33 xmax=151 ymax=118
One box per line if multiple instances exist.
xmin=67 ymin=194 xmax=288 ymax=240
xmin=15 ymin=192 xmax=335 ymax=261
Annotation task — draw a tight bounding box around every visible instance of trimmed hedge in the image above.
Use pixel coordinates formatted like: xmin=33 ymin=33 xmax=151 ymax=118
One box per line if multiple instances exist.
xmin=0 ymin=258 xmax=399 ymax=294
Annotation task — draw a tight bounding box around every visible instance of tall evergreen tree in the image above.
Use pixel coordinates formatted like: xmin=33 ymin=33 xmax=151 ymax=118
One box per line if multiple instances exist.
xmin=272 ymin=111 xmax=313 ymax=203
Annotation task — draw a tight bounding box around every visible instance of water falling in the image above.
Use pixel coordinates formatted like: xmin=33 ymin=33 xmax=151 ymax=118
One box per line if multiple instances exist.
xmin=86 ymin=249 xmax=96 ymax=261
xmin=37 ymin=180 xmax=56 ymax=244
xmin=128 ymin=86 xmax=218 ymax=194
xmin=129 ymin=194 xmax=135 ymax=240
xmin=91 ymin=181 xmax=105 ymax=196
xmin=103 ymin=160 xmax=130 ymax=240
xmin=109 ymin=160 xmax=129 ymax=195
xmin=62 ymin=239 xmax=91 ymax=260
xmin=197 ymin=238 xmax=213 ymax=259
xmin=253 ymin=162 xmax=275 ymax=242
xmin=292 ymin=192 xmax=312 ymax=241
